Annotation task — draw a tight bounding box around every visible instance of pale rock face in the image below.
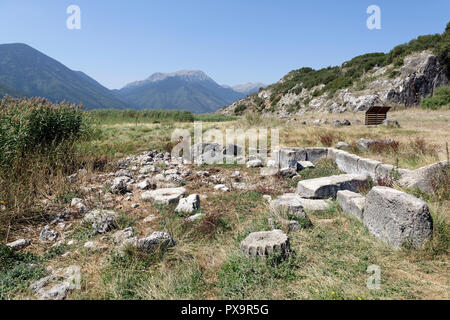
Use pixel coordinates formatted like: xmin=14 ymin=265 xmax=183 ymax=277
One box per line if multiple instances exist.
xmin=363 ymin=187 xmax=433 ymax=249
xmin=218 ymin=51 xmax=448 ymax=115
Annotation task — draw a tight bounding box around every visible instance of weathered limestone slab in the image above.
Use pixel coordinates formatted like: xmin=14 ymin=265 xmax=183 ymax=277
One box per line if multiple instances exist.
xmin=327 ymin=148 xmax=345 ymax=163
xmin=336 ymin=190 xmax=365 ymax=221
xmin=363 ymin=187 xmax=433 ymax=249
xmin=141 ymin=187 xmax=186 ymax=205
xmin=297 ymin=174 xmax=369 ymax=199
xmin=269 ymin=194 xmax=307 ymax=219
xmin=240 ymin=230 xmax=290 ymax=258
xmin=305 ymin=148 xmax=328 ymax=163
xmin=398 ymin=161 xmax=448 ymax=193
xmin=335 ymin=151 xmax=361 ymax=174
xmin=279 ymin=148 xmax=307 ymax=169
xmin=298 ymin=161 xmax=315 ymax=170
xmin=273 ymin=193 xmax=332 ymax=212
xmin=357 ymin=158 xmax=382 ymax=180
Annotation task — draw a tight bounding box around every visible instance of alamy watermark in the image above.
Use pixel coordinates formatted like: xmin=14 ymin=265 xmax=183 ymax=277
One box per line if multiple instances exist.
xmin=66 ymin=5 xmax=81 ymax=30
xmin=367 ymin=5 xmax=381 ymax=30
xmin=366 ymin=264 xmax=381 ymax=290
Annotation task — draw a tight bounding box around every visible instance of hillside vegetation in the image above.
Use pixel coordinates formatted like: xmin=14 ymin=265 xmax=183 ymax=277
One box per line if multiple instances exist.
xmin=221 ymin=22 xmax=450 ymax=116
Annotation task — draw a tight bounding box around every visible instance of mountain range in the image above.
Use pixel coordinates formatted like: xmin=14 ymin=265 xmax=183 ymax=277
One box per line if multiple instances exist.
xmin=115 ymin=71 xmax=254 ymax=113
xmin=0 ymin=43 xmax=262 ymax=113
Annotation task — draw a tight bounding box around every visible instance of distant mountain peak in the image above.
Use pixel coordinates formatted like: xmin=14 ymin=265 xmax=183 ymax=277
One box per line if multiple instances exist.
xmin=123 ymin=70 xmax=214 ymax=89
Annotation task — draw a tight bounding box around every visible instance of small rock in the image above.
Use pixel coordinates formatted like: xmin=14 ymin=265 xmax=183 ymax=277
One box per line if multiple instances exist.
xmin=246 ymin=159 xmax=263 ymax=168
xmin=185 ymin=213 xmax=204 ymax=222
xmin=137 ymin=179 xmax=156 ymax=190
xmin=83 ymin=209 xmax=118 ymax=234
xmin=39 ymin=226 xmax=60 ymax=243
xmin=137 ymin=232 xmax=176 ymax=253
xmin=214 ymin=184 xmax=229 ymax=192
xmin=141 ymin=187 xmax=186 ymax=205
xmin=381 ymin=119 xmax=400 ymax=128
xmin=111 ymin=176 xmax=133 ymax=194
xmin=175 ymin=194 xmax=200 ymax=213
xmin=112 ymin=227 xmax=135 ymax=244
xmin=336 ymin=141 xmax=350 ymax=150
xmin=6 ymin=238 xmax=31 ymax=251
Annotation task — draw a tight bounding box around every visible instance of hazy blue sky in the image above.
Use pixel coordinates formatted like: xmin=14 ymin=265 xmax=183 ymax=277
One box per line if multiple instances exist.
xmin=0 ymin=0 xmax=449 ymax=89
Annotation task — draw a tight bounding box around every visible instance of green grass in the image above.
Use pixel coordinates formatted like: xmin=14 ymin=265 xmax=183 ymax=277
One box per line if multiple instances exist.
xmin=89 ymin=109 xmax=237 ymax=125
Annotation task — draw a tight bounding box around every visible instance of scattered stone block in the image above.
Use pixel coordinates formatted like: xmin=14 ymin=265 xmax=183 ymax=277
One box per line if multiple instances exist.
xmin=363 ymin=187 xmax=433 ymax=249
xmin=336 ymin=190 xmax=365 ymax=221
xmin=247 ymin=159 xmax=263 ymax=168
xmin=297 ymin=174 xmax=369 ymax=199
xmin=398 ymin=161 xmax=448 ymax=193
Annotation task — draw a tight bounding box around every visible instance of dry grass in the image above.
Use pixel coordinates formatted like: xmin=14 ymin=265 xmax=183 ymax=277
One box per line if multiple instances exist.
xmin=1 ymin=107 xmax=449 ymax=300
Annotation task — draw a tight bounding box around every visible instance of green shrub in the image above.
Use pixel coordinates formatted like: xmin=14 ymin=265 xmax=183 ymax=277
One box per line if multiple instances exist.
xmin=0 ymin=97 xmax=91 ymax=168
xmin=421 ymin=85 xmax=450 ymax=109
xmin=233 ymin=104 xmax=247 ymax=115
xmin=89 ymin=108 xmax=195 ymax=124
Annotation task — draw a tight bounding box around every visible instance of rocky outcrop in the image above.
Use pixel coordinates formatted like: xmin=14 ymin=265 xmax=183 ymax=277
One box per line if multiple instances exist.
xmin=386 ymin=52 xmax=448 ymax=107
xmin=218 ymin=51 xmax=448 ymax=116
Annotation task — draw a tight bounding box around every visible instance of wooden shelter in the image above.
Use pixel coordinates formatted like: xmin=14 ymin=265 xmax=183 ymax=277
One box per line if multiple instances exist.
xmin=365 ymin=106 xmax=391 ymax=125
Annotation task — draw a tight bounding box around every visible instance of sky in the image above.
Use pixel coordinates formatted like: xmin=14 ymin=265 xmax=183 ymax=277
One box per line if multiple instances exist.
xmin=0 ymin=0 xmax=449 ymax=89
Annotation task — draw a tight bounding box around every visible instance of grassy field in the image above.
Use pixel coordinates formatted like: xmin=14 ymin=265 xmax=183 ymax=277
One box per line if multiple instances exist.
xmin=1 ymin=106 xmax=449 ymax=300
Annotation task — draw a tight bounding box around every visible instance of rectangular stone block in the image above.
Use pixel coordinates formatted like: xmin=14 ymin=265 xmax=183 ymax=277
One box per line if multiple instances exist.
xmin=336 ymin=190 xmax=365 ymax=221
xmin=305 ymin=148 xmax=329 ymax=163
xmin=297 ymin=174 xmax=369 ymax=199
xmin=335 ymin=152 xmax=361 ymax=174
